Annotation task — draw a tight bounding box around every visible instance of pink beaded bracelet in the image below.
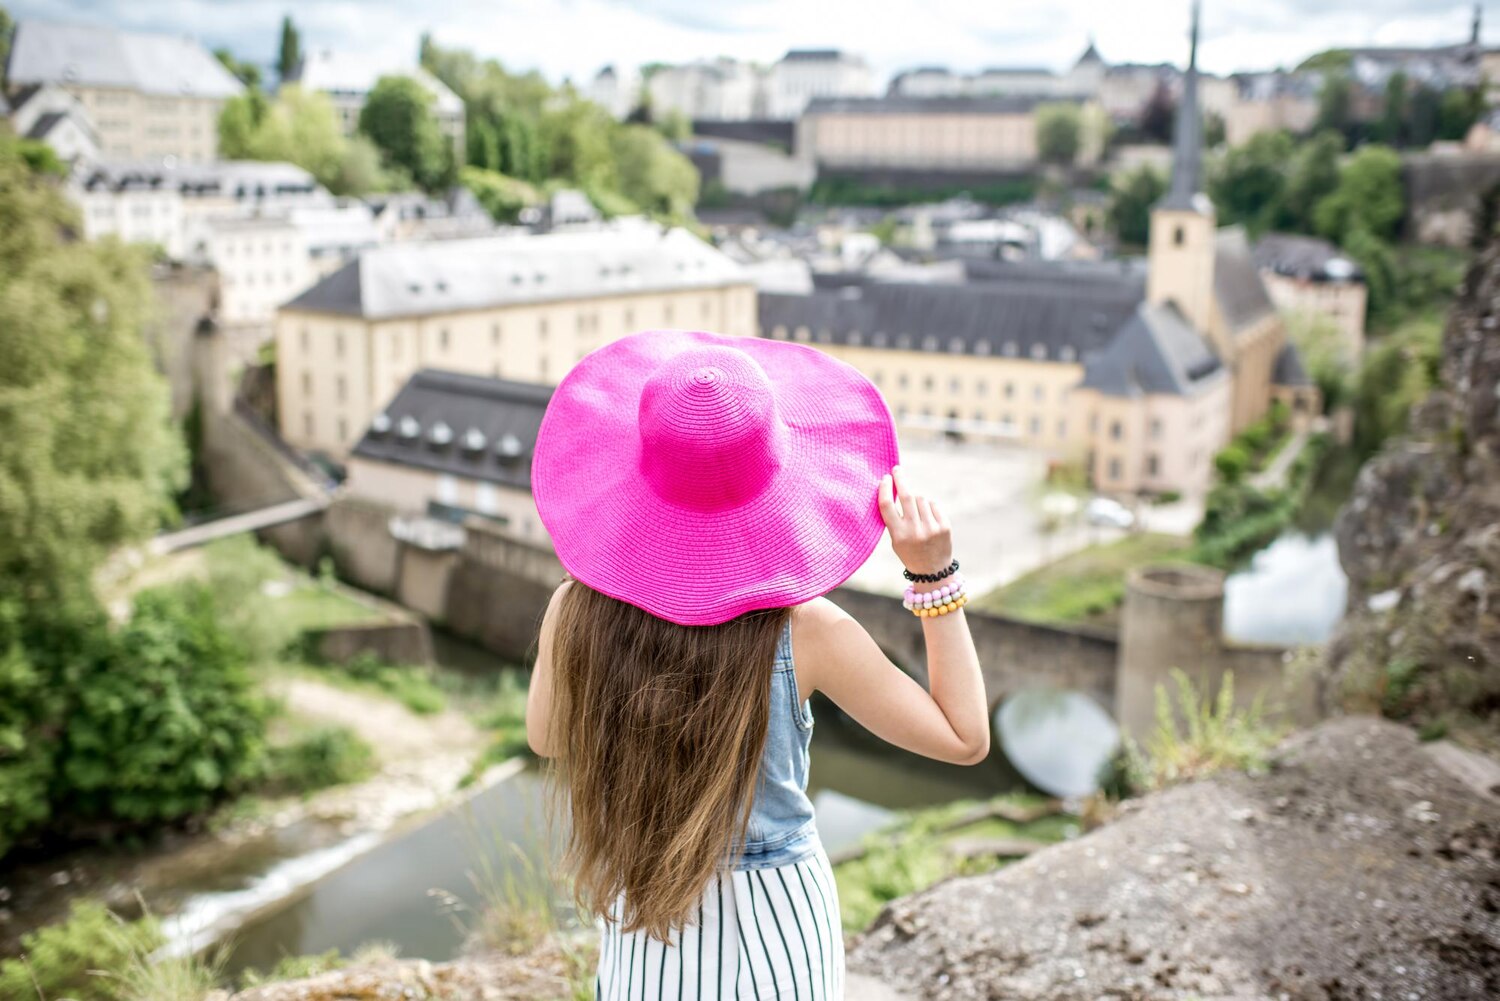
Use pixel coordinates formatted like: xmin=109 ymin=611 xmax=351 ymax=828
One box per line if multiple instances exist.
xmin=903 ymin=575 xmax=969 ymax=618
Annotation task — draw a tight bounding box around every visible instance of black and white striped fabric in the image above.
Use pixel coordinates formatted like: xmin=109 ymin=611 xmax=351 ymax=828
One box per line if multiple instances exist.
xmin=596 ymin=848 xmax=844 ymax=1000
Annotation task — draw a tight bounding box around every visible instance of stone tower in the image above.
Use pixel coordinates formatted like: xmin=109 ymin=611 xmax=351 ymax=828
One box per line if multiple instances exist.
xmin=1146 ymin=1 xmax=1217 ymax=337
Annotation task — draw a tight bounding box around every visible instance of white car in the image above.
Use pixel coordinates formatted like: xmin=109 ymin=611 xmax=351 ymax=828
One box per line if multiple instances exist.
xmin=1085 ymin=496 xmax=1136 ymax=530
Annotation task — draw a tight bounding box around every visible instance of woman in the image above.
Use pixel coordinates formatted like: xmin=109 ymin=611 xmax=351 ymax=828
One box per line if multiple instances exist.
xmin=526 ymin=329 xmax=989 ymax=1000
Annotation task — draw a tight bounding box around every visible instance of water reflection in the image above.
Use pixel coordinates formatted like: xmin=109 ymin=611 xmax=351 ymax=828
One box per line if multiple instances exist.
xmin=1223 ymin=532 xmax=1347 ymax=645
xmin=996 ymin=690 xmax=1119 ymax=798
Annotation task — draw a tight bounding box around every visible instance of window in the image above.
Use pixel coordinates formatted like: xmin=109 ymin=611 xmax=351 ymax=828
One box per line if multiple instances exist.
xmin=701 ymin=298 xmax=712 ymax=319
xmin=1004 ymin=382 xmax=1015 ymax=399
xmin=922 ymin=335 xmax=938 ymax=351
xmin=539 ymin=356 xmax=549 ymax=380
xmin=336 ymin=375 xmax=346 ymax=403
xmin=1173 ymin=225 xmax=1185 ymax=246
xmin=334 ymin=331 xmax=344 ymax=359
xmin=1058 ymin=419 xmax=1067 ymax=437
xmin=338 ymin=417 xmax=348 ymax=442
xmin=1089 ymin=414 xmax=1099 ymax=433
xmin=664 ymin=302 xmax=674 ymax=324
xmin=576 ymin=314 xmax=586 ymax=334
xmin=923 ymin=375 xmax=935 ymax=391
xmin=948 ymin=377 xmax=960 ymax=393
xmin=1149 ymin=418 xmax=1163 ymax=440
xmin=1029 ymin=416 xmax=1041 ymax=435
xmin=1110 ymin=420 xmax=1123 ymax=441
xmin=303 ymin=412 xmax=314 ymax=438
xmin=439 ymin=327 xmax=450 ymax=351
xmin=492 ymin=323 xmax=501 ymax=346
xmin=1109 ymin=458 xmax=1122 ymax=480
xmin=624 ymin=307 xmax=634 ymax=328
xmin=1032 ymin=385 xmax=1044 ymax=402
xmin=539 ymin=317 xmax=548 ymax=338
xmin=1147 ymin=453 xmax=1160 ymax=476
xmin=871 ymin=371 xmax=883 ymax=386
xmin=897 ymin=373 xmax=909 ymax=389
xmin=977 ymin=379 xmax=988 ymax=396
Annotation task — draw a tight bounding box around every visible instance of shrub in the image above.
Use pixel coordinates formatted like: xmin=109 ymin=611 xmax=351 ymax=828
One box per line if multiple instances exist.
xmin=56 ymin=583 xmax=270 ymax=825
xmin=264 ymin=726 xmax=375 ymax=796
xmin=1121 ymin=670 xmax=1283 ymax=793
xmin=339 ymin=653 xmax=447 ymax=715
xmin=1212 ymin=444 xmax=1250 ymax=483
xmin=202 ymin=536 xmax=299 ymax=664
xmin=0 ymin=901 xmax=162 ymax=1001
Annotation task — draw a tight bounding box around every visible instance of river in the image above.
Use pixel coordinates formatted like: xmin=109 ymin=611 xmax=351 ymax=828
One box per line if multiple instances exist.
xmin=208 ymin=634 xmax=1025 ymax=974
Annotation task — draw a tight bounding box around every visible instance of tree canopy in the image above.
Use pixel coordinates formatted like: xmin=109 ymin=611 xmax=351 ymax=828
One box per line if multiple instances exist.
xmin=1108 ymin=164 xmax=1167 ymax=248
xmin=219 ymin=85 xmax=395 ymax=196
xmin=359 ymin=75 xmax=455 ymax=192
xmin=277 ymin=15 xmax=302 ymax=84
xmin=1036 ymin=103 xmax=1083 ymax=166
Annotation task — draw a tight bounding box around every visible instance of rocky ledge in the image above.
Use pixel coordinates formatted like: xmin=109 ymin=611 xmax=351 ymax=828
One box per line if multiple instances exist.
xmin=847 ymin=717 xmax=1500 ymax=1000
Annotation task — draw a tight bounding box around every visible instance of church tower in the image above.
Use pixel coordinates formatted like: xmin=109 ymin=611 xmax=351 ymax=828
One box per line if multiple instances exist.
xmin=1146 ymin=1 xmax=1217 ymax=339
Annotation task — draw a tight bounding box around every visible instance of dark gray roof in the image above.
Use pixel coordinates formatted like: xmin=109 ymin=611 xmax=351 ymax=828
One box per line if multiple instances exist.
xmin=1272 ymin=342 xmax=1312 ymax=387
xmin=25 ymin=111 xmax=65 ymax=140
xmin=1214 ymin=227 xmax=1278 ymax=333
xmin=758 ymin=272 xmax=1143 ymax=363
xmin=978 ymin=66 xmax=1053 ymax=76
xmin=804 ymin=95 xmax=1058 ymax=116
xmin=284 ymin=227 xmax=744 ymax=320
xmin=783 ymin=49 xmax=848 ymax=62
xmin=350 ymin=370 xmax=554 ymax=490
xmin=1253 ymin=232 xmax=1365 ymax=283
xmin=1079 ymin=302 xmax=1223 ymax=398
xmin=7 ymin=19 xmax=243 ymax=99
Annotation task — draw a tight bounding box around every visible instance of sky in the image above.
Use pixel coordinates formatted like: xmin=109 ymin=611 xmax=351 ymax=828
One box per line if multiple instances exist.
xmin=6 ymin=0 xmax=1491 ymax=87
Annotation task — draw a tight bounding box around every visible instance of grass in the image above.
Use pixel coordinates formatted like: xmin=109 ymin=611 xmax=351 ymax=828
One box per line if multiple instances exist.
xmin=463 ymin=673 xmax=535 ymax=785
xmin=271 ymin=582 xmax=386 ymax=633
xmin=832 ymin=795 xmax=1075 ymax=932
xmin=974 ymin=533 xmax=1199 ymax=627
xmin=292 ymin=653 xmax=450 ymax=716
xmin=261 ymin=721 xmax=377 ymax=797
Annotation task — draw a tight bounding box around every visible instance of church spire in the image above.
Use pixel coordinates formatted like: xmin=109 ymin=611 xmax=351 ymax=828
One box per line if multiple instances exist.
xmin=1160 ymin=1 xmax=1206 ymax=211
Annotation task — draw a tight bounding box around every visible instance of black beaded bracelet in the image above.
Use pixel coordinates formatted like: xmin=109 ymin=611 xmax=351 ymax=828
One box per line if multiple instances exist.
xmin=903 ymin=559 xmax=959 ymax=583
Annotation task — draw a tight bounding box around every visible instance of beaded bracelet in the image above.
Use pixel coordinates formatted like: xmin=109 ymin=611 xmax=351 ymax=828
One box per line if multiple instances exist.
xmin=903 ymin=575 xmax=969 ymax=618
xmin=903 ymin=559 xmax=960 ymax=583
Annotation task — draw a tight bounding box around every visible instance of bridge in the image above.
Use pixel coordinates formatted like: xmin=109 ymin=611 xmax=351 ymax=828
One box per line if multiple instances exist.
xmin=149 ymin=495 xmax=331 ymax=555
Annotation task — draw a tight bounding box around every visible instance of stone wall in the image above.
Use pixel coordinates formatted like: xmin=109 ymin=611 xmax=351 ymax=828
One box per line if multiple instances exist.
xmin=313 ymin=620 xmax=435 ymax=666
xmin=1403 ymin=152 xmax=1500 ymax=247
xmin=325 ymin=496 xmax=402 ymax=595
xmin=442 ymin=520 xmax=563 ymax=662
xmin=826 ymin=585 xmax=1120 ymax=713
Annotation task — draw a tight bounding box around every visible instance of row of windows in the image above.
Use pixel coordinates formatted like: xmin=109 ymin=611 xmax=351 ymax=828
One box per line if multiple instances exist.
xmin=1103 ymin=454 xmax=1164 ymax=482
xmin=895 ymin=407 xmax=1070 ymax=439
xmin=768 ymin=324 xmax=1079 ymax=362
xmin=226 ymin=270 xmax=298 ymax=288
xmin=872 ymin=370 xmax=1066 ymax=402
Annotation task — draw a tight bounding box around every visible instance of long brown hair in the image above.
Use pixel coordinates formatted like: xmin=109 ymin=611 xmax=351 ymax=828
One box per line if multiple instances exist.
xmin=546 ymin=579 xmax=792 ymax=940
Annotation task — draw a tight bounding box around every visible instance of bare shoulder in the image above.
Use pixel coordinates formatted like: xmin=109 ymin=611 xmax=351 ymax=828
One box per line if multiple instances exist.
xmin=789 ymin=596 xmax=867 ymax=688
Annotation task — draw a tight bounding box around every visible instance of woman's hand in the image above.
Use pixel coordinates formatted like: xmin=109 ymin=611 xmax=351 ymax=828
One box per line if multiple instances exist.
xmin=878 ymin=465 xmax=953 ymax=579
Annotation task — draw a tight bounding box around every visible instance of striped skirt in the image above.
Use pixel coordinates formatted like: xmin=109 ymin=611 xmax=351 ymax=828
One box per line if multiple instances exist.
xmin=596 ymin=847 xmax=844 ymax=1000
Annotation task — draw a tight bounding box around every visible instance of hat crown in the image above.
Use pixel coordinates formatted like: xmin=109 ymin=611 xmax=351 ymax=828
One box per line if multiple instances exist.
xmin=638 ymin=345 xmax=785 ymax=512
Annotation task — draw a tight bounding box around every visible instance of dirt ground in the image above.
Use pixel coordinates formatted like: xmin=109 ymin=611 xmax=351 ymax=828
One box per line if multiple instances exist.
xmin=847 ymin=717 xmax=1500 ymax=1000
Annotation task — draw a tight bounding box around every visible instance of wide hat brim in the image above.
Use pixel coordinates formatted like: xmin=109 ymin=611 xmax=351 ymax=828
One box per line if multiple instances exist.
xmin=533 ymin=329 xmax=899 ymax=626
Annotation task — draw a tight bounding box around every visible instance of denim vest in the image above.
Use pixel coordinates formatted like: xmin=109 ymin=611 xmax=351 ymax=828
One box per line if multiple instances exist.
xmin=734 ymin=619 xmax=820 ymax=871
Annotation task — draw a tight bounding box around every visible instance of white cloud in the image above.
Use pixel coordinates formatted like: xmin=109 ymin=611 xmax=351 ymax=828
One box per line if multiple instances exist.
xmin=7 ymin=0 xmax=1487 ymax=85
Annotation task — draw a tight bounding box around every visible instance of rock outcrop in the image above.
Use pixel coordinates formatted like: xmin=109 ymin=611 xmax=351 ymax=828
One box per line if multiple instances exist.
xmin=1329 ymin=238 xmax=1500 ymax=743
xmin=847 ymin=717 xmax=1500 ymax=1000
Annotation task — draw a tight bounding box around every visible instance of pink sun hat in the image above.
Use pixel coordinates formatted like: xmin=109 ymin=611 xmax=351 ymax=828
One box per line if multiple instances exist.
xmin=532 ymin=329 xmax=899 ymax=626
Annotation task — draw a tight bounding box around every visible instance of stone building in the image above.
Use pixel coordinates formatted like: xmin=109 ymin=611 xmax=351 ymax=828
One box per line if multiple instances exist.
xmin=766 ymin=49 xmax=878 ymax=119
xmin=274 ymin=224 xmax=755 ymax=458
xmin=4 ymin=19 xmax=243 ymax=162
xmin=343 ymin=370 xmax=552 ymax=544
xmin=797 ymin=95 xmax=1090 ymax=173
xmin=1253 ymin=233 xmax=1368 ymax=360
xmin=6 ymin=83 xmax=100 ymax=163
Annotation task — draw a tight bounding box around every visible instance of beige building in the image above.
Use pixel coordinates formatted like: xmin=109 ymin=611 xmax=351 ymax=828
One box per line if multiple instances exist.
xmin=344 ymin=370 xmax=551 ymax=544
xmin=798 ymin=95 xmax=1103 ymax=172
xmin=1254 ymin=233 xmax=1368 ymax=360
xmin=275 ymin=225 xmax=755 ymax=458
xmin=761 ymin=2 xmax=1313 ymax=496
xmin=5 ymin=19 xmax=243 ymax=163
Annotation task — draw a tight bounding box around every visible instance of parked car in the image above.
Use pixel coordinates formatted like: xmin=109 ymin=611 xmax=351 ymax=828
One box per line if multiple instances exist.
xmin=1085 ymin=496 xmax=1135 ymax=530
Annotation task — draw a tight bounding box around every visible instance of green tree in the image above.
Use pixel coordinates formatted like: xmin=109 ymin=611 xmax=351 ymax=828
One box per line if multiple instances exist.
xmin=219 ymin=86 xmax=391 ymax=195
xmin=612 ymin=123 xmax=700 ymax=221
xmin=1208 ymin=129 xmax=1293 ymax=235
xmin=1407 ymin=84 xmax=1442 ymax=148
xmin=57 ymin=583 xmax=269 ymax=824
xmin=1108 ymin=164 xmax=1166 ymax=247
xmin=1438 ymin=87 xmax=1484 ymax=141
xmin=1203 ymin=111 xmax=1227 ymax=149
xmin=277 ymin=14 xmax=302 ymax=83
xmin=359 ymin=75 xmax=453 ymax=191
xmin=1342 ymin=224 xmax=1398 ymax=319
xmin=1315 ymin=72 xmax=1354 ymax=144
xmin=655 ymin=108 xmax=692 ymax=143
xmin=1277 ymin=129 xmax=1342 ymax=233
xmin=1313 ymin=144 xmax=1403 ymax=244
xmin=1378 ymin=71 xmax=1408 ymax=146
xmin=214 ymin=46 xmax=262 ymax=89
xmin=1036 ymin=102 xmax=1083 ymax=165
xmin=0 ymin=130 xmax=187 ymax=856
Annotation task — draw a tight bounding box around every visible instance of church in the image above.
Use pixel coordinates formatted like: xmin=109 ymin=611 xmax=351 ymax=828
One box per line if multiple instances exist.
xmin=758 ymin=2 xmax=1317 ymax=496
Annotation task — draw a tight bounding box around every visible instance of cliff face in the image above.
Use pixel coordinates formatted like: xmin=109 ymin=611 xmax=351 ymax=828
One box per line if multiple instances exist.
xmin=1330 ymin=237 xmax=1500 ymax=743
